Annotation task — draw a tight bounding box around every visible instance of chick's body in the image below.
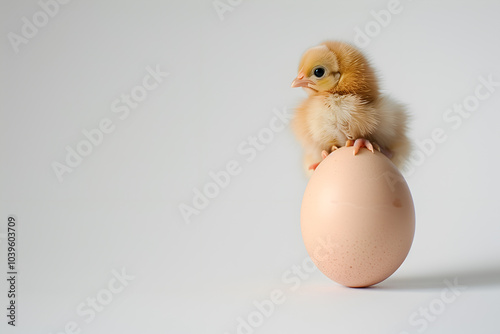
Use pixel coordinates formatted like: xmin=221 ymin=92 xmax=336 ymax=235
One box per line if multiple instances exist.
xmin=291 ymin=41 xmax=410 ymax=172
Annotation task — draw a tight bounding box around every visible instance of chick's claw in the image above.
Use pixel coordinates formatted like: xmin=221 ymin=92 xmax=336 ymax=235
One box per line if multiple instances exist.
xmin=309 ymin=147 xmax=338 ymax=171
xmin=308 ymin=162 xmax=321 ymax=171
xmin=308 ymin=151 xmax=329 ymax=170
xmin=346 ymin=138 xmax=380 ymax=155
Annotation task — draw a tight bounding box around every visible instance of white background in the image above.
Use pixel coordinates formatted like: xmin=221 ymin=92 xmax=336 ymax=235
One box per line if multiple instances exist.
xmin=1 ymin=0 xmax=500 ymax=333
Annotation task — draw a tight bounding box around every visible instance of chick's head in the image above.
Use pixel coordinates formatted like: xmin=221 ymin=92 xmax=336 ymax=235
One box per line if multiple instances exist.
xmin=291 ymin=41 xmax=379 ymax=102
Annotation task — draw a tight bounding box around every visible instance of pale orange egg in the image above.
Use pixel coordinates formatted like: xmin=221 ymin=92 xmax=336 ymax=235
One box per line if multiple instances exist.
xmin=300 ymin=146 xmax=415 ymax=288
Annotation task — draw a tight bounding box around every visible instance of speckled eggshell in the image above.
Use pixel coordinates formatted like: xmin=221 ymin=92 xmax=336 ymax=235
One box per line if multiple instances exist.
xmin=300 ymin=146 xmax=415 ymax=288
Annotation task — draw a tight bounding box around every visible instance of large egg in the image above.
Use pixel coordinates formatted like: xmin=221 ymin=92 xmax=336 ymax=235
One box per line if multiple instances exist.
xmin=300 ymin=146 xmax=415 ymax=288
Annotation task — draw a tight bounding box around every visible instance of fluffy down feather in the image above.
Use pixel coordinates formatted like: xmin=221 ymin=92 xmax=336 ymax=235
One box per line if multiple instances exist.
xmin=291 ymin=41 xmax=411 ymax=174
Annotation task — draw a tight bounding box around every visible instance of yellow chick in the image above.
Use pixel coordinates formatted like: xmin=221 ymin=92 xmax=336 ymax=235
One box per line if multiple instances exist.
xmin=291 ymin=40 xmax=411 ymax=173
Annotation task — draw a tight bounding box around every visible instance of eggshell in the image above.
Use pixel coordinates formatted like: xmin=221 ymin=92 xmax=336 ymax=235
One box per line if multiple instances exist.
xmin=300 ymin=146 xmax=415 ymax=288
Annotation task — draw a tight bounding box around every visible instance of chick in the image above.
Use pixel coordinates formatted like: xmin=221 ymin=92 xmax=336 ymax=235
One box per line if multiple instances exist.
xmin=291 ymin=40 xmax=411 ymax=173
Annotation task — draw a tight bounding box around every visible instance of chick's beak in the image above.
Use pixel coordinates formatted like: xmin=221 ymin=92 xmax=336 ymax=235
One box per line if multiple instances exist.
xmin=291 ymin=72 xmax=314 ymax=88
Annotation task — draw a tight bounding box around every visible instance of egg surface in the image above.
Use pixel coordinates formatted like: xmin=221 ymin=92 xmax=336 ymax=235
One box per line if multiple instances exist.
xmin=301 ymin=146 xmax=415 ymax=288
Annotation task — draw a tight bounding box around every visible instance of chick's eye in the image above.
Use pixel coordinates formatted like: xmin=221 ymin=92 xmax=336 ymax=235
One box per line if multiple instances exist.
xmin=313 ymin=67 xmax=325 ymax=78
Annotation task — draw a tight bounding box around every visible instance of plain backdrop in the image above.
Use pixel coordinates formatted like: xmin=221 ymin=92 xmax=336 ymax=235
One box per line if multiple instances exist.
xmin=1 ymin=0 xmax=500 ymax=333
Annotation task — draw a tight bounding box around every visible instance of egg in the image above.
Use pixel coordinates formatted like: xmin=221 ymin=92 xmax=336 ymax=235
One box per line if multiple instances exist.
xmin=300 ymin=146 xmax=415 ymax=288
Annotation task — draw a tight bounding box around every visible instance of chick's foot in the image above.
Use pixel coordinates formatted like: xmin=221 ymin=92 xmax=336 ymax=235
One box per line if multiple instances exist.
xmin=345 ymin=138 xmax=380 ymax=155
xmin=308 ymin=146 xmax=339 ymax=171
